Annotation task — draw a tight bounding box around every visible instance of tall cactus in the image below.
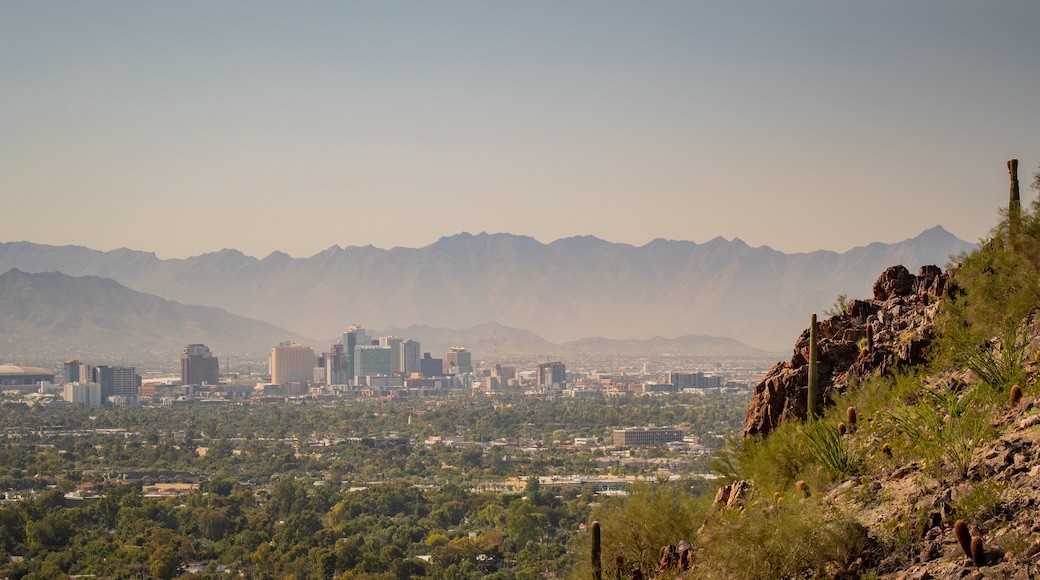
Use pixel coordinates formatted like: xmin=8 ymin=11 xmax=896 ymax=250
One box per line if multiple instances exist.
xmin=865 ymin=322 xmax=874 ymax=354
xmin=808 ymin=313 xmax=819 ymax=417
xmin=1009 ymin=158 xmax=1021 ymax=244
xmin=591 ymin=520 xmax=602 ymax=580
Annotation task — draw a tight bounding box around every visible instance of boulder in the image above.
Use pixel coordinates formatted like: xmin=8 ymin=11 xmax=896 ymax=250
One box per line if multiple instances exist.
xmin=873 ymin=265 xmax=915 ymax=300
xmin=743 ymin=265 xmax=948 ymax=438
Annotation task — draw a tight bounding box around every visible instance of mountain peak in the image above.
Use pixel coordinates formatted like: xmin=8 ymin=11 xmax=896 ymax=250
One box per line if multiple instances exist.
xmin=262 ymin=250 xmax=292 ymax=263
xmin=915 ymin=225 xmax=956 ymax=240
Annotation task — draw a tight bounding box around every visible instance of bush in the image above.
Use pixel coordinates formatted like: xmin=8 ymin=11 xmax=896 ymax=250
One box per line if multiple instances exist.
xmin=800 ymin=417 xmax=861 ymax=481
xmin=963 ymin=322 xmax=1027 ymax=395
xmin=935 ymin=165 xmax=1040 ymax=372
xmin=572 ymin=482 xmax=709 ymax=579
xmin=712 ymin=424 xmax=807 ymax=496
xmin=696 ymin=498 xmax=867 ymax=580
xmin=885 ymin=387 xmax=992 ymax=480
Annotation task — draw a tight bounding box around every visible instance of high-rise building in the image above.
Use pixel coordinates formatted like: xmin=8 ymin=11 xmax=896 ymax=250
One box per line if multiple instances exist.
xmin=355 ymin=345 xmax=392 ymax=380
xmin=64 ymin=382 xmax=102 ymax=408
xmin=93 ymin=366 xmax=138 ymax=402
xmin=64 ymin=360 xmax=93 ymax=386
xmin=537 ymin=361 xmax=566 ymax=386
xmin=343 ymin=326 xmax=370 ymax=382
xmin=401 ymin=340 xmax=421 ymax=376
xmin=444 ymin=346 xmax=472 ymax=375
xmin=271 ymin=342 xmax=316 ymax=384
xmin=181 ymin=344 xmax=221 ymax=386
xmin=322 ymin=343 xmax=347 ymax=385
xmin=492 ymin=365 xmax=517 ymax=380
xmin=379 ymin=337 xmax=403 ymax=374
xmin=420 ymin=353 xmax=443 ymax=377
xmin=64 ymin=360 xmax=82 ymax=384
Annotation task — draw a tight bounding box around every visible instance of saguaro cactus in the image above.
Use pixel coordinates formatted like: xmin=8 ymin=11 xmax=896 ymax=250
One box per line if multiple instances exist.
xmin=808 ymin=313 xmax=819 ymax=417
xmin=1009 ymin=158 xmax=1021 ymax=242
xmin=591 ymin=520 xmax=602 ymax=580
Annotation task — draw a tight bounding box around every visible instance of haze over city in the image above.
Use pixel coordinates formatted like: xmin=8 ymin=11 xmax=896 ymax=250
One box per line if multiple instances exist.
xmin=3 ymin=1 xmax=1038 ymax=259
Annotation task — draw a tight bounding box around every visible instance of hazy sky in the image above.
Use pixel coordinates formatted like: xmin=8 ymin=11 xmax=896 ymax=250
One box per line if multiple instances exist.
xmin=3 ymin=2 xmax=1038 ymax=259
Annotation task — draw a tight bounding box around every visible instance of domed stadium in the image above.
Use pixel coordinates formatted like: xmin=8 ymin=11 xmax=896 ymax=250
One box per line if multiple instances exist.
xmin=0 ymin=365 xmax=55 ymax=392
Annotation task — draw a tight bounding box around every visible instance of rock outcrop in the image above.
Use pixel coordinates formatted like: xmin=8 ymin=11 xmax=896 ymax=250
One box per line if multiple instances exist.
xmin=743 ymin=265 xmax=948 ymax=438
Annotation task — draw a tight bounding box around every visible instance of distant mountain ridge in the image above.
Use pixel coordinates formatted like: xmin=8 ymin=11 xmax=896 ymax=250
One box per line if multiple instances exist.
xmin=0 ymin=271 xmax=761 ymax=360
xmin=0 ymin=227 xmax=974 ymax=350
xmin=0 ymin=268 xmax=311 ymax=358
xmin=377 ymin=322 xmax=766 ymax=358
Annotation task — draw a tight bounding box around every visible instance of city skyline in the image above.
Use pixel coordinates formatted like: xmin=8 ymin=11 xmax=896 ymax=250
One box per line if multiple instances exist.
xmin=3 ymin=2 xmax=1038 ymax=259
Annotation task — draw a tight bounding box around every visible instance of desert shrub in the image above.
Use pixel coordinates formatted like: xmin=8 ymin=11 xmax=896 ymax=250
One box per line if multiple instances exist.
xmin=935 ymin=167 xmax=1040 ymax=372
xmin=694 ymin=498 xmax=867 ymax=580
xmin=963 ymin=322 xmax=1028 ymax=395
xmin=952 ymin=480 xmax=1006 ymax=524
xmin=885 ymin=387 xmax=993 ymax=480
xmin=876 ymin=504 xmax=931 ymax=563
xmin=838 ymin=369 xmax=926 ymax=417
xmin=571 ymin=482 xmax=710 ymax=579
xmin=824 ymin=294 xmax=849 ymax=317
xmin=800 ymin=417 xmax=861 ymax=481
xmin=711 ymin=423 xmax=807 ymax=495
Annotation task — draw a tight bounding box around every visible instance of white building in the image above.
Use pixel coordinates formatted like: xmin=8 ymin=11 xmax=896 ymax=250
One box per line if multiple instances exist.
xmin=64 ymin=382 xmax=102 ymax=408
xmin=271 ymin=342 xmax=316 ymax=384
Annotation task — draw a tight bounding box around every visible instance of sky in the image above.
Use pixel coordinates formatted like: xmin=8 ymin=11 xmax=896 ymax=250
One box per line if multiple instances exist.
xmin=2 ymin=1 xmax=1038 ymax=260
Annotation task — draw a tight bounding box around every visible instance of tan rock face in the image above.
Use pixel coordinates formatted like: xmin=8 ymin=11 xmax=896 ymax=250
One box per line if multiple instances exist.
xmin=743 ymin=265 xmax=948 ymax=438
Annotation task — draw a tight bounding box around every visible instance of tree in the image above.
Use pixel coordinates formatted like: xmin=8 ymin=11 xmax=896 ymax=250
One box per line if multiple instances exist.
xmin=149 ymin=546 xmax=180 ymax=580
xmin=504 ymin=500 xmax=541 ymax=549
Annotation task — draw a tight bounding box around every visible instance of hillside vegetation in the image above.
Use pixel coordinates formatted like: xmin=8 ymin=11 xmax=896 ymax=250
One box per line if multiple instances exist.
xmin=577 ymin=163 xmax=1040 ymax=579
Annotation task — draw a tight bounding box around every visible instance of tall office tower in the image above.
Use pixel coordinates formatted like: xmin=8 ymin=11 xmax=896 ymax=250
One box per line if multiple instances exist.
xmin=181 ymin=344 xmax=221 ymax=386
xmin=354 ymin=345 xmax=392 ymax=381
xmin=63 ymin=382 xmax=102 ymax=407
xmin=64 ymin=360 xmax=82 ymax=384
xmin=322 ymin=343 xmax=347 ymax=385
xmin=443 ymin=346 xmax=472 ymax=375
xmin=537 ymin=361 xmax=566 ymax=386
xmin=401 ymin=340 xmax=421 ymax=376
xmin=271 ymin=342 xmax=316 ymax=384
xmin=419 ymin=353 xmax=443 ymax=377
xmin=65 ymin=361 xmax=92 ymax=386
xmin=379 ymin=336 xmax=403 ymax=374
xmin=343 ymin=326 xmax=370 ymax=381
xmin=93 ymin=366 xmax=138 ymax=402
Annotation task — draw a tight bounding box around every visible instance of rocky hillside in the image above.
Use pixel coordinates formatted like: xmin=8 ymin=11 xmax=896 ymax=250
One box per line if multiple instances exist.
xmin=743 ymin=264 xmax=947 ymax=438
xmin=607 ymin=261 xmax=1040 ymax=579
xmin=732 ymin=266 xmax=1040 ymax=579
xmin=588 ymin=165 xmax=1040 ymax=579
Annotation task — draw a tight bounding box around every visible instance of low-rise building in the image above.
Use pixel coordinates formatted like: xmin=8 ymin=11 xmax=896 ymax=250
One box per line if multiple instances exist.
xmin=612 ymin=426 xmax=685 ymax=447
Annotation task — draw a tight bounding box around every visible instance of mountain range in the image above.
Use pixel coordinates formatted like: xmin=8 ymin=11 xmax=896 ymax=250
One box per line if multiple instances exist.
xmin=0 ymin=270 xmax=761 ymax=360
xmin=381 ymin=321 xmax=763 ymax=358
xmin=0 ymin=227 xmax=974 ymax=351
xmin=0 ymin=268 xmax=310 ymax=358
